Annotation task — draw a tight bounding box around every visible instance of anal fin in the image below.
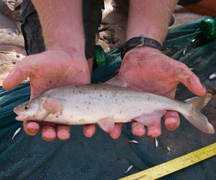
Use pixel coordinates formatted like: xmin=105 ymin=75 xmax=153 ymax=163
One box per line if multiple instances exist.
xmin=134 ymin=111 xmax=166 ymax=126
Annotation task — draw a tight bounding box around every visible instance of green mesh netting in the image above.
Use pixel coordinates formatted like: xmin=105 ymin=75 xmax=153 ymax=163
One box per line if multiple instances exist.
xmin=0 ymin=17 xmax=216 ymax=180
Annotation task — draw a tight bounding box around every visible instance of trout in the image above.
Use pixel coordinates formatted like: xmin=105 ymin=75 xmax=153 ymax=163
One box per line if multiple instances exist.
xmin=13 ymin=84 xmax=215 ymax=134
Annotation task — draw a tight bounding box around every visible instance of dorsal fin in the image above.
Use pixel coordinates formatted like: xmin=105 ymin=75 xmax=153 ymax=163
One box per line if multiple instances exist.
xmin=104 ymin=75 xmax=128 ymax=88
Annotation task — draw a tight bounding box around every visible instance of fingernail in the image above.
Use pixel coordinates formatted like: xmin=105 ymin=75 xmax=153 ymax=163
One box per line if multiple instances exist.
xmin=148 ymin=130 xmax=161 ymax=138
xmin=132 ymin=127 xmax=145 ymax=137
xmin=58 ymin=131 xmax=70 ymax=140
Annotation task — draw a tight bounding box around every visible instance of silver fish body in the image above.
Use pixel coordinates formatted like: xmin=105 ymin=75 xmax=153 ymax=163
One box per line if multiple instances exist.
xmin=13 ymin=84 xmax=215 ymax=134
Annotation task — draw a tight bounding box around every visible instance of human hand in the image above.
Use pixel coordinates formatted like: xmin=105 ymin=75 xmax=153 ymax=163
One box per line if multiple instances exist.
xmin=3 ymin=49 xmax=92 ymax=141
xmin=109 ymin=47 xmax=206 ymax=139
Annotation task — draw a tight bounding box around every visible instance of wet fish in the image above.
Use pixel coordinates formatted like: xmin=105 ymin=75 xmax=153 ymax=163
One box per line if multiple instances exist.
xmin=128 ymin=140 xmax=139 ymax=144
xmin=13 ymin=84 xmax=215 ymax=134
xmin=12 ymin=127 xmax=21 ymax=139
xmin=124 ymin=165 xmax=133 ymax=174
xmin=154 ymin=138 xmax=159 ymax=148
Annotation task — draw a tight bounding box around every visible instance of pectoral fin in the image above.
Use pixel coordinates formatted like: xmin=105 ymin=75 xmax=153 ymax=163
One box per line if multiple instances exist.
xmin=134 ymin=111 xmax=166 ymax=126
xmin=42 ymin=97 xmax=63 ymax=115
xmin=97 ymin=116 xmax=115 ymax=132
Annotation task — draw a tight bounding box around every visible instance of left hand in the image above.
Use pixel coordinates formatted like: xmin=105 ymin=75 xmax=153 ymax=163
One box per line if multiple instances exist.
xmin=109 ymin=47 xmax=206 ymax=139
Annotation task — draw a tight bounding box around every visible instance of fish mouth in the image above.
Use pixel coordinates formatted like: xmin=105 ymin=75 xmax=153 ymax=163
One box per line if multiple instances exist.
xmin=15 ymin=115 xmax=29 ymax=121
xmin=13 ymin=107 xmax=28 ymax=121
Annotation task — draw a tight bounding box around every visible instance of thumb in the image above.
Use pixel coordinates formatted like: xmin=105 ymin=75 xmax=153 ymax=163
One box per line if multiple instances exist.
xmin=2 ymin=58 xmax=32 ymax=90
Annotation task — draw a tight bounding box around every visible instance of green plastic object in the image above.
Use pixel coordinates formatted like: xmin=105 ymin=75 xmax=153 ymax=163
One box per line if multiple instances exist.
xmin=200 ymin=17 xmax=216 ymax=40
xmin=94 ymin=45 xmax=108 ymax=67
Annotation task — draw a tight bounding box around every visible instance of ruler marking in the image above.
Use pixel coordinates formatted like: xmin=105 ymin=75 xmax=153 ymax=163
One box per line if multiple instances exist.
xmin=133 ymin=175 xmax=146 ymax=180
xmin=119 ymin=143 xmax=216 ymax=180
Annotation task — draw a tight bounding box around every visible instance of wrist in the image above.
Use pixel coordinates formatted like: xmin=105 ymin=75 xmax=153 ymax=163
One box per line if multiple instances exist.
xmin=126 ymin=30 xmax=164 ymax=45
xmin=121 ymin=36 xmax=162 ymax=59
xmin=126 ymin=0 xmax=178 ymax=45
xmin=122 ymin=46 xmax=162 ymax=63
xmin=127 ymin=46 xmax=161 ymax=55
xmin=43 ymin=49 xmax=88 ymax=67
xmin=46 ymin=45 xmax=85 ymax=59
xmin=45 ymin=27 xmax=85 ymax=58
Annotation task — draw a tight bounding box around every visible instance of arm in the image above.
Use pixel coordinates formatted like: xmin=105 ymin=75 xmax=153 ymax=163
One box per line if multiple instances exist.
xmin=109 ymin=0 xmax=206 ymax=139
xmin=32 ymin=0 xmax=85 ymax=56
xmin=126 ymin=0 xmax=178 ymax=43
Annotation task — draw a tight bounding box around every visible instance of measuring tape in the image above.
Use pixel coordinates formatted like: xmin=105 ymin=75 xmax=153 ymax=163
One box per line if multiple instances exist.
xmin=119 ymin=142 xmax=216 ymax=180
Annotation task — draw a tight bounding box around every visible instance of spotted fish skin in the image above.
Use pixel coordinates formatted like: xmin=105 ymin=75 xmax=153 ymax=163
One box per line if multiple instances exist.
xmin=13 ymin=84 xmax=215 ymax=134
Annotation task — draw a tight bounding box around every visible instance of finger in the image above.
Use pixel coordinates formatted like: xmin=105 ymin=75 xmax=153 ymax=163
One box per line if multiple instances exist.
xmin=109 ymin=123 xmax=123 ymax=139
xmin=57 ymin=124 xmax=71 ymax=140
xmin=41 ymin=122 xmax=57 ymax=141
xmin=176 ymin=64 xmax=206 ymax=96
xmin=83 ymin=124 xmax=96 ymax=138
xmin=23 ymin=121 xmax=40 ymax=136
xmin=131 ymin=120 xmax=145 ymax=137
xmin=147 ymin=121 xmax=161 ymax=138
xmin=164 ymin=111 xmax=180 ymax=131
xmin=3 ymin=58 xmax=31 ymax=90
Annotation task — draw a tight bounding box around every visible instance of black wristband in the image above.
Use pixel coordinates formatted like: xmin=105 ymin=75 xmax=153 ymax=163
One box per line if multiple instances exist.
xmin=121 ymin=35 xmax=162 ymax=59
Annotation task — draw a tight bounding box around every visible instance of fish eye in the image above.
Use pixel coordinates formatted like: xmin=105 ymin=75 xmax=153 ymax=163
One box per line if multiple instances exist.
xmin=23 ymin=105 xmax=30 ymax=110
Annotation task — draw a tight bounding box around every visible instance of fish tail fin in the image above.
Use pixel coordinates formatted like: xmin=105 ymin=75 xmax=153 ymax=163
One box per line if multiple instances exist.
xmin=184 ymin=93 xmax=215 ymax=134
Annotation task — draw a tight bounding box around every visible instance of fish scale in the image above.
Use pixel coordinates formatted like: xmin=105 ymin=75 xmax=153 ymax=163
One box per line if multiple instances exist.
xmin=42 ymin=84 xmax=177 ymax=124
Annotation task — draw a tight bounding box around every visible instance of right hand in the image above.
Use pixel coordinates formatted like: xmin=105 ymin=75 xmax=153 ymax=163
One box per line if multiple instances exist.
xmin=3 ymin=49 xmax=93 ymax=141
xmin=109 ymin=47 xmax=206 ymax=139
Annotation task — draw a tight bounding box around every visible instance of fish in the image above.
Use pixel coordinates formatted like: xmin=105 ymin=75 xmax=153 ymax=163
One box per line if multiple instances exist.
xmin=124 ymin=165 xmax=134 ymax=174
xmin=154 ymin=138 xmax=159 ymax=148
xmin=12 ymin=127 xmax=22 ymax=139
xmin=13 ymin=83 xmax=215 ymax=134
xmin=128 ymin=140 xmax=139 ymax=144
